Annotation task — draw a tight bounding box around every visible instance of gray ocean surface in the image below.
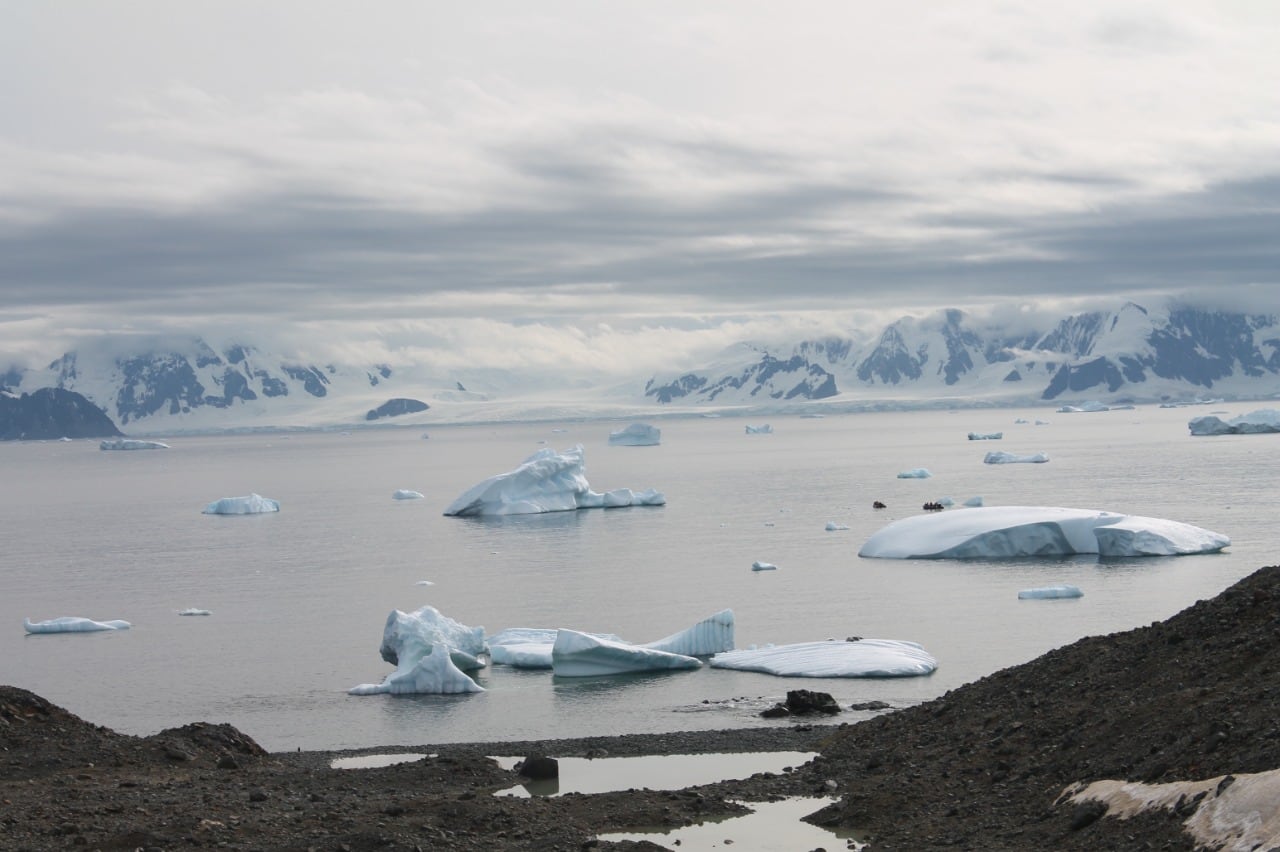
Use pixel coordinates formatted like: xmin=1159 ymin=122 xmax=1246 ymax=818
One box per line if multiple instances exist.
xmin=1 ymin=406 xmax=1271 ymax=752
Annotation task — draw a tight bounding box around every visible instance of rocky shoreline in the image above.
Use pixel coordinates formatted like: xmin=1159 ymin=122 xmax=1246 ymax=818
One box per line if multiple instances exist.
xmin=5 ymin=565 xmax=1280 ymax=850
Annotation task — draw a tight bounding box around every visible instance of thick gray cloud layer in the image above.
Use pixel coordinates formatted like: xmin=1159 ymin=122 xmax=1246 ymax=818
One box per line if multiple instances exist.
xmin=1 ymin=1 xmax=1278 ymax=368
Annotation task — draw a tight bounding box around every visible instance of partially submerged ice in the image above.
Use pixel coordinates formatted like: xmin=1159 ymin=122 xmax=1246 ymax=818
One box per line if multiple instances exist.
xmin=100 ymin=438 xmax=169 ymax=450
xmin=202 ymin=493 xmax=281 ymax=514
xmin=608 ymin=422 xmax=661 ymax=446
xmin=710 ymin=639 xmax=937 ymax=678
xmin=859 ymin=506 xmax=1229 ymax=559
xmin=349 ymin=605 xmax=487 ymax=695
xmin=443 ymin=445 xmax=664 ymax=516
xmin=1188 ymin=408 xmax=1280 ymax=436
xmin=984 ymin=451 xmax=1049 ymax=464
xmin=24 ymin=616 xmax=131 ymax=634
xmin=488 ymin=610 xmax=734 ymax=670
xmin=552 ymin=630 xmax=702 ymax=677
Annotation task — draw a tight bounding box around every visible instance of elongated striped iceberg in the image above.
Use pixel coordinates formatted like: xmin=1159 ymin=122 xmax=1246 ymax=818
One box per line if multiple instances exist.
xmin=25 ymin=616 xmax=131 ymax=634
xmin=859 ymin=506 xmax=1229 ymax=559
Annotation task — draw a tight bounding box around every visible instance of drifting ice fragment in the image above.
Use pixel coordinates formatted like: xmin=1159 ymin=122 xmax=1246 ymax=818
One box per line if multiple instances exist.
xmin=202 ymin=493 xmax=281 ymax=514
xmin=24 ymin=617 xmax=130 ymax=633
xmin=745 ymin=424 xmax=773 ymax=434
xmin=393 ymin=490 xmax=424 ymax=500
xmin=825 ymin=522 xmax=849 ymax=531
xmin=751 ymin=561 xmax=778 ymax=571
xmin=897 ymin=468 xmax=932 ymax=478
xmin=608 ymin=423 xmax=661 ymax=446
xmin=967 ymin=432 xmax=1003 ymax=440
xmin=100 ymin=438 xmax=168 ymax=450
xmin=348 ymin=645 xmax=483 ymax=695
xmin=711 ymin=639 xmax=937 ymax=678
xmin=983 ymin=451 xmax=1048 ymax=464
xmin=1018 ymin=585 xmax=1083 ymax=599
xmin=487 ymin=611 xmax=734 ymax=669
xmin=551 ymin=629 xmax=702 ymax=677
xmin=178 ymin=608 xmax=212 ymax=616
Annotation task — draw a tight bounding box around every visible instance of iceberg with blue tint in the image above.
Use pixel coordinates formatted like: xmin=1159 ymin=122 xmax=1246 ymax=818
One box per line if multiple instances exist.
xmin=710 ymin=639 xmax=937 ymax=678
xmin=608 ymin=423 xmax=661 ymax=446
xmin=968 ymin=432 xmax=1003 ymax=440
xmin=443 ymin=445 xmax=664 ymax=516
xmin=348 ymin=644 xmax=483 ymax=695
xmin=745 ymin=424 xmax=773 ymax=434
xmin=552 ymin=629 xmax=702 ymax=677
xmin=393 ymin=489 xmax=424 ymax=500
xmin=859 ymin=506 xmax=1229 ymax=559
xmin=24 ymin=616 xmax=131 ymax=633
xmin=1018 ymin=585 xmax=1083 ymax=599
xmin=642 ymin=609 xmax=735 ymax=656
xmin=100 ymin=438 xmax=168 ymax=450
xmin=984 ymin=451 xmax=1049 ymax=464
xmin=202 ymin=493 xmax=280 ymax=514
xmin=897 ymin=468 xmax=932 ymax=479
xmin=487 ymin=610 xmax=734 ymax=670
xmin=1188 ymin=408 xmax=1280 ymax=436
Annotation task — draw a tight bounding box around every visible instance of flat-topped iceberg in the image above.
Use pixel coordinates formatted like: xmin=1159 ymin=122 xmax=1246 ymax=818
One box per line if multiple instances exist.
xmin=859 ymin=506 xmax=1229 ymax=559
xmin=608 ymin=423 xmax=661 ymax=446
xmin=202 ymin=493 xmax=280 ymax=514
xmin=487 ymin=610 xmax=733 ymax=670
xmin=710 ymin=639 xmax=937 ymax=678
xmin=443 ymin=445 xmax=664 ymax=516
xmin=25 ymin=616 xmax=131 ymax=633
xmin=392 ymin=489 xmax=424 ymax=500
xmin=100 ymin=438 xmax=169 ymax=450
xmin=897 ymin=468 xmax=932 ymax=479
xmin=1018 ymin=585 xmax=1084 ymax=600
xmin=1188 ymin=409 xmax=1280 ymax=436
xmin=551 ymin=629 xmax=702 ymax=677
xmin=984 ymin=451 xmax=1049 ymax=464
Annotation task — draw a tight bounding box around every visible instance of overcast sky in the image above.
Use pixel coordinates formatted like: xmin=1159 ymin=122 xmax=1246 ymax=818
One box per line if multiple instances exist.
xmin=2 ymin=1 xmax=1279 ymax=376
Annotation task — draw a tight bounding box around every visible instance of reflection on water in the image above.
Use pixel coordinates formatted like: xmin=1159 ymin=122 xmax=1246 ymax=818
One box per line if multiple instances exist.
xmin=600 ymin=796 xmax=867 ymax=851
xmin=492 ymin=751 xmax=816 ymax=797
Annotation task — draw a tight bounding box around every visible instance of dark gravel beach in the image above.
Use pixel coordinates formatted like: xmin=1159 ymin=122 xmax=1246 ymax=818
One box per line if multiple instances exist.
xmin=5 ymin=564 xmax=1279 ymax=851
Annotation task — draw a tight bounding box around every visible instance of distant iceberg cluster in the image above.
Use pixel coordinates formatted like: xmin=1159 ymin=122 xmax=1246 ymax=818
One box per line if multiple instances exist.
xmin=442 ymin=445 xmax=664 ymax=516
xmin=202 ymin=493 xmax=280 ymax=514
xmin=1188 ymin=409 xmax=1280 ymax=436
xmin=859 ymin=506 xmax=1229 ymax=559
xmin=100 ymin=438 xmax=169 ymax=451
xmin=608 ymin=422 xmax=661 ymax=446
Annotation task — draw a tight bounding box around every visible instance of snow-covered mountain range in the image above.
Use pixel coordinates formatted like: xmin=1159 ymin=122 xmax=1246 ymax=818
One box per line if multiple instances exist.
xmin=2 ymin=301 xmax=1278 ymax=436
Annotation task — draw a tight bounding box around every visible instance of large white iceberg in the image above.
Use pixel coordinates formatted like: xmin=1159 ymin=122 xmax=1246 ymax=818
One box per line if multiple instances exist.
xmin=859 ymin=506 xmax=1229 ymax=559
xmin=488 ymin=610 xmax=734 ymax=670
xmin=1188 ymin=408 xmax=1280 ymax=436
xmin=443 ymin=446 xmax=664 ymax=516
xmin=100 ymin=438 xmax=169 ymax=450
xmin=967 ymin=432 xmax=1003 ymax=440
xmin=202 ymin=493 xmax=281 ymax=514
xmin=710 ymin=639 xmax=937 ymax=678
xmin=349 ymin=605 xmax=488 ymax=696
xmin=24 ymin=616 xmax=131 ymax=633
xmin=551 ymin=629 xmax=702 ymax=677
xmin=608 ymin=423 xmax=661 ymax=446
xmin=983 ymin=451 xmax=1049 ymax=464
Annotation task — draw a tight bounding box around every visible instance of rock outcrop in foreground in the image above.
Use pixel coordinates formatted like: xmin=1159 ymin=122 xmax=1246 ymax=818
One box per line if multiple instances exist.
xmin=3 ymin=565 xmax=1279 ymax=850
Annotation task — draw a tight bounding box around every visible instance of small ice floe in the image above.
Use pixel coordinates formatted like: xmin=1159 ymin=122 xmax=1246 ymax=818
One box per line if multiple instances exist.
xmin=963 ymin=496 xmax=984 ymax=507
xmin=824 ymin=522 xmax=849 ymax=531
xmin=202 ymin=493 xmax=281 ymax=514
xmin=897 ymin=468 xmax=932 ymax=478
xmin=1018 ymin=585 xmax=1083 ymax=600
xmin=744 ymin=424 xmax=773 ymax=434
xmin=1034 ymin=419 xmax=1050 ymax=425
xmin=414 ymin=580 xmax=434 ymax=586
xmin=178 ymin=608 xmax=212 ymax=616
xmin=983 ymin=451 xmax=1049 ymax=464
xmin=608 ymin=422 xmax=661 ymax=446
xmin=100 ymin=438 xmax=169 ymax=451
xmin=967 ymin=432 xmax=1003 ymax=440
xmin=24 ymin=616 xmax=131 ymax=634
xmin=752 ymin=561 xmax=778 ymax=571
xmin=710 ymin=639 xmax=937 ymax=678
xmin=349 ymin=605 xmax=487 ymax=695
xmin=1014 ymin=418 xmax=1030 ymax=424
xmin=421 ymin=432 xmax=430 ymax=440
xmin=488 ymin=611 xmax=734 ymax=670
xmin=393 ymin=489 xmax=424 ymax=500
xmin=58 ymin=436 xmax=73 ymax=442
xmin=936 ymin=496 xmax=955 ymax=507
xmin=860 ymin=506 xmax=1229 ymax=559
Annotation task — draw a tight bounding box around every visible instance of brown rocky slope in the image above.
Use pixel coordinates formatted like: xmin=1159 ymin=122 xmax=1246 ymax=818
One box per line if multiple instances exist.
xmin=4 ymin=564 xmax=1279 ymax=850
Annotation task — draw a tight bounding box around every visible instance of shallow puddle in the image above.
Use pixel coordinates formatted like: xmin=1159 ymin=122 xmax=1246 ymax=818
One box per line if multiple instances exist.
xmin=492 ymin=751 xmax=816 ymax=797
xmin=330 ymin=752 xmax=432 ymax=769
xmin=601 ymin=796 xmax=867 ymax=851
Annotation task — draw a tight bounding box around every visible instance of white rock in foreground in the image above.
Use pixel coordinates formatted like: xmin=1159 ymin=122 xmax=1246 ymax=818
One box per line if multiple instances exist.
xmin=1188 ymin=408 xmax=1280 ymax=436
xmin=1018 ymin=585 xmax=1083 ymax=600
xmin=711 ymin=639 xmax=937 ymax=678
xmin=608 ymin=422 xmax=661 ymax=446
xmin=393 ymin=489 xmax=424 ymax=500
xmin=859 ymin=506 xmax=1229 ymax=559
xmin=202 ymin=493 xmax=280 ymax=514
xmin=100 ymin=438 xmax=169 ymax=451
xmin=24 ymin=616 xmax=131 ymax=634
xmin=348 ymin=645 xmax=483 ymax=695
xmin=551 ymin=629 xmax=702 ymax=677
xmin=984 ymin=451 xmax=1049 ymax=464
xmin=443 ymin=445 xmax=664 ymax=516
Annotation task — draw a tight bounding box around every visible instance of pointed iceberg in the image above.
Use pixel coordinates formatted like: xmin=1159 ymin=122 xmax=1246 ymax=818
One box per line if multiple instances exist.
xmin=710 ymin=639 xmax=937 ymax=678
xmin=643 ymin=609 xmax=735 ymax=656
xmin=348 ymin=644 xmax=483 ymax=695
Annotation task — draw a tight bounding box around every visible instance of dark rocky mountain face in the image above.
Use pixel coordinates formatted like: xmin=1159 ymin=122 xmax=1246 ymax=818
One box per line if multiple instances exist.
xmin=366 ymin=398 xmax=429 ymax=420
xmin=0 ymin=388 xmax=123 ymax=441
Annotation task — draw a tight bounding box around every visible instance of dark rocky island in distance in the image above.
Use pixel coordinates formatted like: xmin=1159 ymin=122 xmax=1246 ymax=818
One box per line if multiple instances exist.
xmin=0 ymin=387 xmax=123 ymax=441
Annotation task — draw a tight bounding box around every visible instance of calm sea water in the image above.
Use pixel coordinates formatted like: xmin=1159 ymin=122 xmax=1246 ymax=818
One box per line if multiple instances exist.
xmin=1 ymin=406 xmax=1272 ymax=751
